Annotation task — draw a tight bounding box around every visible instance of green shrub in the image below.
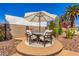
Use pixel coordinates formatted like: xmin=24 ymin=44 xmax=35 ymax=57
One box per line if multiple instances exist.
xmin=52 ymin=28 xmax=63 ymax=38
xmin=52 ymin=28 xmax=59 ymax=38
xmin=59 ymin=18 xmax=63 ymax=35
xmin=59 ymin=27 xmax=63 ymax=35
xmin=48 ymin=17 xmax=63 ymax=38
xmin=70 ymin=28 xmax=75 ymax=39
xmin=65 ymin=28 xmax=75 ymax=39
xmin=48 ymin=21 xmax=55 ymax=30
xmin=0 ymin=29 xmax=4 ymax=41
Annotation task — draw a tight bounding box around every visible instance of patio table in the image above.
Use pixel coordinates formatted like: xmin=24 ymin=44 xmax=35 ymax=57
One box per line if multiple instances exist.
xmin=32 ymin=32 xmax=43 ymax=43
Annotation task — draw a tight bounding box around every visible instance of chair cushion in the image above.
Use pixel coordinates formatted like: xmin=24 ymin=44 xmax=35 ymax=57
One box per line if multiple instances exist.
xmin=31 ymin=35 xmax=37 ymax=39
xmin=26 ymin=30 xmax=32 ymax=35
xmin=44 ymin=30 xmax=52 ymax=35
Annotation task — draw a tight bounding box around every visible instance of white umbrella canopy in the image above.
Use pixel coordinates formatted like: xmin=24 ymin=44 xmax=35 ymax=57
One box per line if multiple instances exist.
xmin=24 ymin=11 xmax=57 ymax=32
xmin=24 ymin=11 xmax=57 ymax=22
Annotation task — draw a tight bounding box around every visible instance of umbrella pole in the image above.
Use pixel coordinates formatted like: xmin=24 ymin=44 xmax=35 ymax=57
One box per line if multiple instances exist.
xmin=47 ymin=22 xmax=48 ymax=29
xmin=39 ymin=16 xmax=41 ymax=32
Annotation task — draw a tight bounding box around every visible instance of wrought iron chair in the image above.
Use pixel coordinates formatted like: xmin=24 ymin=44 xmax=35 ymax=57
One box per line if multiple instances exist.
xmin=25 ymin=30 xmax=37 ymax=44
xmin=42 ymin=30 xmax=53 ymax=47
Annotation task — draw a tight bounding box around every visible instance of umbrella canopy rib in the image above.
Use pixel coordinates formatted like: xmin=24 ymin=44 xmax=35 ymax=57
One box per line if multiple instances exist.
xmin=30 ymin=15 xmax=37 ymax=21
xmin=42 ymin=15 xmax=48 ymax=21
xmin=42 ymin=16 xmax=48 ymax=26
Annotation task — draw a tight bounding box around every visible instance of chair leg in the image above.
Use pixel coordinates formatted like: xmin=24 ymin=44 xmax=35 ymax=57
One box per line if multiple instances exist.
xmin=27 ymin=37 xmax=28 ymax=42
xmin=29 ymin=36 xmax=32 ymax=44
xmin=44 ymin=37 xmax=46 ymax=47
xmin=50 ymin=39 xmax=52 ymax=44
xmin=29 ymin=39 xmax=31 ymax=44
xmin=43 ymin=42 xmax=45 ymax=47
xmin=50 ymin=36 xmax=52 ymax=44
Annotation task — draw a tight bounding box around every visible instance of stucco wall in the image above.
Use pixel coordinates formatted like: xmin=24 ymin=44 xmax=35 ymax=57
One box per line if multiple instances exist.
xmin=9 ymin=24 xmax=26 ymax=38
xmin=9 ymin=24 xmax=46 ymax=39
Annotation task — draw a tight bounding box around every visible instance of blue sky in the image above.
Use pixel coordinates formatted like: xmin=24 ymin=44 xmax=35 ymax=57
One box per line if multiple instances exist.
xmin=0 ymin=3 xmax=79 ymax=26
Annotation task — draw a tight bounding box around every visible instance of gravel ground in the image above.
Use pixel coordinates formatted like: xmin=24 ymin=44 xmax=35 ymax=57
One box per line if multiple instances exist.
xmin=0 ymin=39 xmax=21 ymax=56
xmin=58 ymin=35 xmax=79 ymax=52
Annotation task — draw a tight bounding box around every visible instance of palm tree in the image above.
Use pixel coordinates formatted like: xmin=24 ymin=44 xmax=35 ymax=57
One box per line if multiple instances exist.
xmin=66 ymin=4 xmax=79 ymax=28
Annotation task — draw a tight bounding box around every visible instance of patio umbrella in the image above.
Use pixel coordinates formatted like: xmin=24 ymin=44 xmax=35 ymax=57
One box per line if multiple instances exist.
xmin=24 ymin=11 xmax=57 ymax=32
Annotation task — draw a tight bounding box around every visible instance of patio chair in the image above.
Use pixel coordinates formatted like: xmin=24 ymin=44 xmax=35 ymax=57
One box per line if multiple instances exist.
xmin=41 ymin=30 xmax=53 ymax=47
xmin=25 ymin=30 xmax=37 ymax=44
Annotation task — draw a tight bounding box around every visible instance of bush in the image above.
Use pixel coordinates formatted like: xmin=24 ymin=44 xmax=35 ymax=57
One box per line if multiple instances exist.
xmin=48 ymin=17 xmax=63 ymax=38
xmin=59 ymin=27 xmax=63 ymax=35
xmin=48 ymin=21 xmax=55 ymax=30
xmin=52 ymin=28 xmax=59 ymax=38
xmin=0 ymin=29 xmax=5 ymax=41
xmin=65 ymin=28 xmax=75 ymax=39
